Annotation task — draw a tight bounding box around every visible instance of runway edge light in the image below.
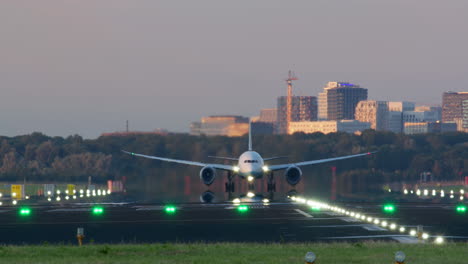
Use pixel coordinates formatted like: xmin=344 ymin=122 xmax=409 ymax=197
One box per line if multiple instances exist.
xmin=455 ymin=204 xmax=467 ymax=214
xmin=19 ymin=207 xmax=31 ymax=216
xmin=164 ymin=205 xmax=177 ymax=214
xmin=383 ymin=203 xmax=396 ymax=213
xmin=237 ymin=205 xmax=249 ymax=213
xmin=92 ymin=206 xmax=104 ymax=215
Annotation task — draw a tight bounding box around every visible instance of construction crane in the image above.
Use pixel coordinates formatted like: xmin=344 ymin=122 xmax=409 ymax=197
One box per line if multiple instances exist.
xmin=286 ymin=70 xmax=298 ymax=134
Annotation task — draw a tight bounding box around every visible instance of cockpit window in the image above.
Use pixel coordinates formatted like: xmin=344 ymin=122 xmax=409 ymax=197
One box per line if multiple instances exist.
xmin=244 ymin=160 xmax=258 ymax=163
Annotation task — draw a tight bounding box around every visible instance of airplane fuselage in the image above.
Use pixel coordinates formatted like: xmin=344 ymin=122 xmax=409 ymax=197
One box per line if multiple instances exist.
xmin=237 ymin=151 xmax=265 ymax=179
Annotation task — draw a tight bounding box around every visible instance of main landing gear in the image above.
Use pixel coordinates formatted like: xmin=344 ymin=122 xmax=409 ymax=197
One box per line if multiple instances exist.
xmin=225 ymin=172 xmax=235 ymax=193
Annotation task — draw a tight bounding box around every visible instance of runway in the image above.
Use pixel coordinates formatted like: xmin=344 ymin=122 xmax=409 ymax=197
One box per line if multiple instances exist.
xmin=1 ymin=200 xmax=466 ymax=244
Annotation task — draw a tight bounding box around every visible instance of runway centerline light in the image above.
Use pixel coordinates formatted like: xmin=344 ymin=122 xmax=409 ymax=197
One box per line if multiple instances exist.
xmin=164 ymin=205 xmax=177 ymax=214
xmin=92 ymin=206 xmax=104 ymax=215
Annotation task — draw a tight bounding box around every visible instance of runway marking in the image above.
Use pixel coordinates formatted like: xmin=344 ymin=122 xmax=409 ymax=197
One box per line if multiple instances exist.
xmin=136 ymin=206 xmax=165 ymax=211
xmin=392 ymin=236 xmax=419 ymax=244
xmin=362 ymin=224 xmax=387 ymax=231
xmin=325 ymin=212 xmax=342 ymax=216
xmin=294 ymin=209 xmax=313 ymax=218
xmin=340 ymin=217 xmax=360 ymax=222
xmin=47 ymin=208 xmax=90 ymax=212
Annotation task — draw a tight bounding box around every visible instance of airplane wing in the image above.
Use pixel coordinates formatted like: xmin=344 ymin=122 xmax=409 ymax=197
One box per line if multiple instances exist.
xmin=267 ymin=152 xmax=374 ymax=171
xmin=122 ymin=150 xmax=234 ymax=171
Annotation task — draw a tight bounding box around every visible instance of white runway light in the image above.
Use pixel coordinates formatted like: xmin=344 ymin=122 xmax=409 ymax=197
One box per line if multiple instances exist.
xmin=435 ymin=236 xmax=444 ymax=244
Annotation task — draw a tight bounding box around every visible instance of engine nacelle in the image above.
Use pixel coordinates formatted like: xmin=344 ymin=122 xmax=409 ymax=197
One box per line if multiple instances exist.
xmin=200 ymin=166 xmax=216 ymax=186
xmin=285 ymin=166 xmax=302 ymax=186
xmin=200 ymin=191 xmax=215 ymax=203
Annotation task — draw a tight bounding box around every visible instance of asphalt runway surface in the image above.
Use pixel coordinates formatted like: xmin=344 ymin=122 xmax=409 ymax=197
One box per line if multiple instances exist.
xmin=0 ymin=200 xmax=467 ymax=244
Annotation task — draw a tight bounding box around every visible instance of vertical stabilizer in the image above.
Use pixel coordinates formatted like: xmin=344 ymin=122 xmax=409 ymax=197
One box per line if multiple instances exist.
xmin=248 ymin=120 xmax=252 ymax=151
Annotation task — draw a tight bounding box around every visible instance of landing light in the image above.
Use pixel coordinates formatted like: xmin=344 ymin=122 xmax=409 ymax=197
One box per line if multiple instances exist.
xmin=247 ymin=176 xmax=254 ymax=182
xmin=262 ymin=166 xmax=269 ymax=172
xmin=233 ymin=166 xmax=240 ymax=173
xmin=399 ymin=227 xmax=406 ymax=233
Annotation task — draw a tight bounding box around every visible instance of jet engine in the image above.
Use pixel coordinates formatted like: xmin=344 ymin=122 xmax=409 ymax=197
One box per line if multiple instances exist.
xmin=200 ymin=191 xmax=215 ymax=203
xmin=199 ymin=166 xmax=216 ymax=186
xmin=285 ymin=166 xmax=302 ymax=186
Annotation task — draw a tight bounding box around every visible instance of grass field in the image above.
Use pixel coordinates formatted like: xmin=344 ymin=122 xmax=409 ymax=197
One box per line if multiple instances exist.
xmin=0 ymin=242 xmax=467 ymax=264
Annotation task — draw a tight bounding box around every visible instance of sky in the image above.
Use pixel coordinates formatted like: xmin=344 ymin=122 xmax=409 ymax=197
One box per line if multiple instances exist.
xmin=1 ymin=0 xmax=467 ymax=138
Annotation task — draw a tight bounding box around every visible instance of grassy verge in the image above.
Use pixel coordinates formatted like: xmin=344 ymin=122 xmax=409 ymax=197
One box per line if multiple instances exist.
xmin=0 ymin=242 xmax=467 ymax=264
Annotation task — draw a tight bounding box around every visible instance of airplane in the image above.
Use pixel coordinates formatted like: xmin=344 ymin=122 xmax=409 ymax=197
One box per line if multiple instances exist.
xmin=123 ymin=124 xmax=374 ymax=194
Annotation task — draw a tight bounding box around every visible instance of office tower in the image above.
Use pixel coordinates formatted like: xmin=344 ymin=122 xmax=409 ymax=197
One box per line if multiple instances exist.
xmin=355 ymin=100 xmax=388 ymax=131
xmin=276 ymin=96 xmax=317 ymax=134
xmin=318 ymin=82 xmax=367 ymax=121
xmin=442 ymin=92 xmax=468 ymax=122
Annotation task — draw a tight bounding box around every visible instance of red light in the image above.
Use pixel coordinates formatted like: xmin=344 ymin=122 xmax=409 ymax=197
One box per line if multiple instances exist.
xmin=367 ymin=152 xmax=371 ymax=155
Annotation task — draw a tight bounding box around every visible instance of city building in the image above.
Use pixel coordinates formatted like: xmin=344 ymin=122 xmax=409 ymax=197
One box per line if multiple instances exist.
xmin=442 ymin=92 xmax=468 ymax=123
xmin=404 ymin=122 xmax=457 ymax=134
xmin=355 ymin=100 xmax=388 ymax=131
xmin=415 ymin=106 xmax=442 ymax=120
xmin=388 ymin=101 xmax=415 ymax=112
xmin=258 ymin=108 xmax=277 ymax=124
xmin=190 ymin=115 xmax=249 ymax=136
xmin=289 ymin=120 xmax=371 ymax=135
xmin=277 ymin=96 xmax=317 ymax=134
xmin=403 ymin=110 xmax=439 ymax=123
xmin=463 ymin=100 xmax=468 ymax=131
xmin=318 ymin=82 xmax=368 ymax=121
xmin=387 ymin=111 xmax=403 ymax=133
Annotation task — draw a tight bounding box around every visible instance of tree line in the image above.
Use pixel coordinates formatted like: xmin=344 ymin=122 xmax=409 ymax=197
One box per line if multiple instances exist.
xmin=0 ymin=131 xmax=466 ymax=194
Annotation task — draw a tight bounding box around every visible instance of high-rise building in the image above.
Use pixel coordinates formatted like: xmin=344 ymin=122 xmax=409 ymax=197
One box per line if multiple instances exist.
xmin=259 ymin=108 xmax=277 ymax=123
xmin=355 ymin=100 xmax=388 ymax=131
xmin=318 ymin=90 xmax=328 ymax=120
xmin=442 ymin=92 xmax=468 ymax=127
xmin=462 ymin=100 xmax=468 ymax=131
xmin=277 ymin=96 xmax=317 ymax=134
xmin=318 ymin=82 xmax=368 ymax=121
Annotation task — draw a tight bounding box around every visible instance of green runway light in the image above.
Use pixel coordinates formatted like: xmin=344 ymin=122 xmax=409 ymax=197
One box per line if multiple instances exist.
xmin=383 ymin=203 xmax=396 ymax=213
xmin=165 ymin=206 xmax=177 ymax=214
xmin=237 ymin=205 xmax=249 ymax=213
xmin=456 ymin=205 xmax=467 ymax=214
xmin=19 ymin=207 xmax=31 ymax=216
xmin=311 ymin=206 xmax=321 ymax=212
xmin=92 ymin=206 xmax=104 ymax=215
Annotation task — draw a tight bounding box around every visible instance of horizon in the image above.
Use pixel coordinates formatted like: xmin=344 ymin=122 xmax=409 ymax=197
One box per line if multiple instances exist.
xmin=1 ymin=1 xmax=467 ymax=138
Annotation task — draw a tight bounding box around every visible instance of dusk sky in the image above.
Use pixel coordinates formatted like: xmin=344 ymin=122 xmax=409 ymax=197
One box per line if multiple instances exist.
xmin=1 ymin=1 xmax=467 ymax=138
